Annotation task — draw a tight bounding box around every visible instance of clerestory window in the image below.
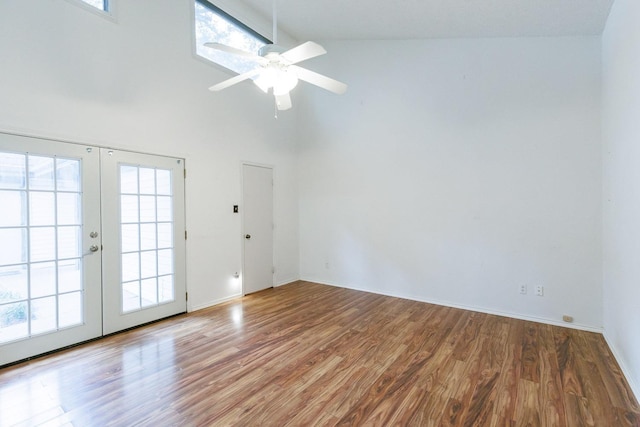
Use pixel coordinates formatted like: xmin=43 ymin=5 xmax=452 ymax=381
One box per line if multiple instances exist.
xmin=80 ymin=0 xmax=108 ymax=11
xmin=194 ymin=0 xmax=271 ymax=75
xmin=66 ymin=0 xmax=114 ymax=19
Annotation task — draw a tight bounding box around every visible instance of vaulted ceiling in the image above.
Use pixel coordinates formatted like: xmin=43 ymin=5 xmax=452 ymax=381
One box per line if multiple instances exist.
xmin=239 ymin=0 xmax=615 ymax=40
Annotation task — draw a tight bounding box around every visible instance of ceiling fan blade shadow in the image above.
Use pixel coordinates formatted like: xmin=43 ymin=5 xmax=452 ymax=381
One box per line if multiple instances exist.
xmin=209 ymin=69 xmax=261 ymax=92
xmin=291 ymin=66 xmax=348 ymax=94
xmin=281 ymin=41 xmax=327 ymax=64
xmin=275 ymin=92 xmax=292 ymax=110
xmin=204 ymin=42 xmax=265 ymax=63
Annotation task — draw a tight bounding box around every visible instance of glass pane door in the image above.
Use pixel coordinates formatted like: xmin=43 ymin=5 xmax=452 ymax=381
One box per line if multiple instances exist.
xmin=0 ymin=133 xmax=102 ymax=365
xmin=101 ymin=149 xmax=186 ymax=334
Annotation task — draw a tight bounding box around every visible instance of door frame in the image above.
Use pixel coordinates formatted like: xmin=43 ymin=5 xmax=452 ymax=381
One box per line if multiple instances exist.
xmin=0 ymin=130 xmax=189 ymax=365
xmin=240 ymin=162 xmax=274 ymax=296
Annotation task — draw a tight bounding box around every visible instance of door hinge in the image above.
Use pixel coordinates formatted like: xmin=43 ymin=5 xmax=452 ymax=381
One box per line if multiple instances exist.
xmin=185 ymin=230 xmax=188 ymax=240
xmin=184 ymin=169 xmax=187 ymax=179
xmin=272 ymin=267 xmax=275 ymax=274
xmin=186 ymin=292 xmax=188 ymax=301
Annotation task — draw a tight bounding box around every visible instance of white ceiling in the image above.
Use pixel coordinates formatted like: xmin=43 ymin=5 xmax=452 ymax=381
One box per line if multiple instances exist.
xmin=238 ymin=0 xmax=615 ymax=41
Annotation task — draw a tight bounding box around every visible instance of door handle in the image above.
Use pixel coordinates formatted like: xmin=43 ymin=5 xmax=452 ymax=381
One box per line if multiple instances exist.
xmin=89 ymin=245 xmax=100 ymax=252
xmin=245 ymin=234 xmax=251 ymax=239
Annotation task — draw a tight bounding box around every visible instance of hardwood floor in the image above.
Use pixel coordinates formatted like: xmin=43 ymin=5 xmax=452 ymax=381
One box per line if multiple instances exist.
xmin=1 ymin=281 xmax=638 ymax=426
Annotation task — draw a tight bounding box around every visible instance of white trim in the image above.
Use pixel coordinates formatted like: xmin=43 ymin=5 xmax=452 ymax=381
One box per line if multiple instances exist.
xmin=603 ymin=332 xmax=640 ymax=404
xmin=0 ymin=127 xmax=190 ymax=163
xmin=189 ymin=293 xmax=242 ymax=312
xmin=300 ymin=277 xmax=604 ymax=334
xmin=275 ymin=278 xmax=298 ymax=287
xmin=64 ymin=0 xmax=117 ymax=22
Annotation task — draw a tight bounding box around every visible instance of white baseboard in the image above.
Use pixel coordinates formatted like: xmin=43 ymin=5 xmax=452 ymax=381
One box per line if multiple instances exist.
xmin=603 ymin=331 xmax=640 ymax=404
xmin=275 ymin=278 xmax=300 ymax=287
xmin=299 ymin=277 xmax=603 ymax=333
xmin=189 ymin=293 xmax=242 ymax=312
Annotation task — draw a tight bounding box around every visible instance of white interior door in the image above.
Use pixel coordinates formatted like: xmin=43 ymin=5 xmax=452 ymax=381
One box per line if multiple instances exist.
xmin=0 ymin=134 xmax=102 ymax=365
xmin=101 ymin=149 xmax=186 ymax=335
xmin=242 ymin=164 xmax=273 ymax=295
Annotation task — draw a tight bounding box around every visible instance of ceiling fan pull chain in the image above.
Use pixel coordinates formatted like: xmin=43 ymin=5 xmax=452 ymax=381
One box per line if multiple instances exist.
xmin=274 ymin=97 xmax=279 ymax=119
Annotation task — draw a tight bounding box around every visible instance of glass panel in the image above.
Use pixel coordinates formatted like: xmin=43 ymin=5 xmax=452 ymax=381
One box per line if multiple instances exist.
xmin=58 ymin=259 xmax=82 ymax=293
xmin=141 ymin=278 xmax=157 ymax=307
xmin=0 ymin=152 xmax=26 ymax=190
xmin=0 ymin=301 xmax=29 ymax=343
xmin=28 ymin=156 xmax=55 ymax=191
xmin=120 ymin=165 xmax=138 ymax=194
xmin=0 ymin=150 xmax=86 ymax=341
xmin=31 ymin=296 xmax=57 ymax=334
xmin=140 ymin=251 xmax=157 ymax=279
xmin=122 ymin=253 xmax=140 ymax=282
xmin=139 ymin=196 xmax=156 ymax=222
xmin=139 ymin=168 xmax=155 ymax=195
xmin=80 ymin=0 xmax=106 ymax=12
xmin=0 ymin=190 xmax=26 ymax=227
xmin=157 ymin=223 xmax=173 ymax=249
xmin=0 ymin=228 xmax=27 ymax=266
xmin=58 ymin=226 xmax=81 ymax=259
xmin=158 ymin=275 xmax=174 ymax=303
xmin=158 ymin=249 xmax=173 ymax=276
xmin=30 ymin=227 xmax=56 ymax=263
xmin=56 ymin=159 xmax=80 ymax=192
xmin=122 ymin=281 xmax=140 ymax=312
xmin=29 ymin=192 xmax=55 ymax=226
xmin=57 ymin=193 xmax=81 ymax=225
xmin=140 ymin=223 xmax=156 ymax=250
xmin=58 ymin=292 xmax=82 ymax=328
xmin=194 ymin=2 xmax=268 ymax=74
xmin=121 ymin=195 xmax=139 ymax=223
xmin=0 ymin=264 xmax=28 ymax=303
xmin=30 ymin=262 xmax=56 ymax=298
xmin=121 ymin=224 xmax=139 ymax=252
xmin=156 ymin=169 xmax=171 ymax=195
xmin=157 ymin=196 xmax=172 ymax=222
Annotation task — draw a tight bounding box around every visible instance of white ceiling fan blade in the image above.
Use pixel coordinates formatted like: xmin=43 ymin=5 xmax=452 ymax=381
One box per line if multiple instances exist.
xmin=204 ymin=42 xmax=265 ymax=62
xmin=208 ymin=69 xmax=261 ymax=92
xmin=275 ymin=92 xmax=292 ymax=110
xmin=281 ymin=41 xmax=327 ymax=65
xmin=291 ymin=66 xmax=348 ymax=95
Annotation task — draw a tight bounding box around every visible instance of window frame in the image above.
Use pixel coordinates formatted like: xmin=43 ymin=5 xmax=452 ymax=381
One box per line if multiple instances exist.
xmin=192 ymin=0 xmax=272 ymax=74
xmin=64 ymin=0 xmax=117 ymax=22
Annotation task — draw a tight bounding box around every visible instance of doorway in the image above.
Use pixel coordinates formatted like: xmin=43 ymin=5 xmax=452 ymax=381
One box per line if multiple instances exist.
xmin=242 ymin=164 xmax=273 ymax=295
xmin=0 ymin=133 xmax=186 ymax=365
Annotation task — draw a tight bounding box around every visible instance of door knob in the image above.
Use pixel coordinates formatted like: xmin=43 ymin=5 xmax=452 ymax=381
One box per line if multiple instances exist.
xmin=245 ymin=234 xmax=251 ymax=239
xmin=89 ymin=245 xmax=100 ymax=252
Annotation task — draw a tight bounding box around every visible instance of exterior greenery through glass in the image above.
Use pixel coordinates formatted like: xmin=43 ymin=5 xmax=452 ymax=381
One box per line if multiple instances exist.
xmin=194 ymin=0 xmax=271 ymax=74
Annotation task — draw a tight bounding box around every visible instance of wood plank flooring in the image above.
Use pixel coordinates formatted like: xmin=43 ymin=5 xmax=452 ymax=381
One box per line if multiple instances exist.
xmin=1 ymin=281 xmax=638 ymax=426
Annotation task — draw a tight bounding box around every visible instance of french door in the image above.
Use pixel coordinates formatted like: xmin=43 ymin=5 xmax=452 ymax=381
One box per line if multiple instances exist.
xmin=101 ymin=149 xmax=185 ymax=335
xmin=0 ymin=133 xmax=186 ymax=365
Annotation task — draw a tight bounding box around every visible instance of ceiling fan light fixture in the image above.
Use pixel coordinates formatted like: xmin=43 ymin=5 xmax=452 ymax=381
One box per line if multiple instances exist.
xmin=273 ymin=68 xmax=298 ymax=96
xmin=253 ymin=65 xmax=299 ymax=96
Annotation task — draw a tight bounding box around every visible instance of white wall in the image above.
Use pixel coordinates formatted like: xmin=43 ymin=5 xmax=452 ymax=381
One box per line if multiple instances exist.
xmin=602 ymin=0 xmax=640 ymax=400
xmin=0 ymin=0 xmax=299 ymax=310
xmin=298 ymin=37 xmax=603 ymax=330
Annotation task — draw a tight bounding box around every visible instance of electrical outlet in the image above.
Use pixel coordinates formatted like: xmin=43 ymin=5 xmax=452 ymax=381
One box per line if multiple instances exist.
xmin=519 ymin=284 xmax=527 ymax=295
xmin=535 ymin=285 xmax=544 ymax=296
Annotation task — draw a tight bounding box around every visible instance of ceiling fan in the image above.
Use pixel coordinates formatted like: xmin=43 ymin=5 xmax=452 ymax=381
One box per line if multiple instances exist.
xmin=204 ymin=0 xmax=347 ymax=111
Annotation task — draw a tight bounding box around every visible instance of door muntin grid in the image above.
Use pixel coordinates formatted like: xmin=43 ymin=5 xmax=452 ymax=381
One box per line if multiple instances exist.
xmin=119 ymin=164 xmax=175 ymax=313
xmin=0 ymin=151 xmax=84 ymax=344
